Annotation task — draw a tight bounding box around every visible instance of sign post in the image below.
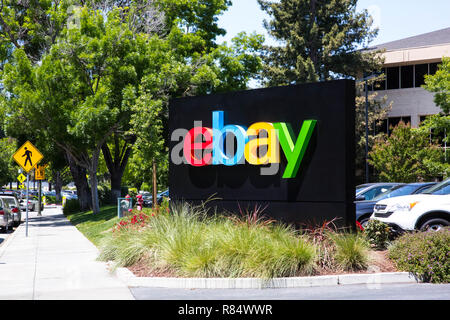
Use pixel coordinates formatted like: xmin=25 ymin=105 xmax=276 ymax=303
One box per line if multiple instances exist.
xmin=35 ymin=165 xmax=46 ymax=217
xmin=12 ymin=141 xmax=44 ymax=237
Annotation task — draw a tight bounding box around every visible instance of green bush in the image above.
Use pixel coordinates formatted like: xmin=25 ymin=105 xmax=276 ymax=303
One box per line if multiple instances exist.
xmin=329 ymin=232 xmax=369 ymax=271
xmin=364 ymin=219 xmax=391 ymax=249
xmin=98 ymin=184 xmax=113 ymax=206
xmin=389 ymin=228 xmax=450 ymax=283
xmin=128 ymin=187 xmax=138 ymax=199
xmin=63 ymin=199 xmax=81 ymax=216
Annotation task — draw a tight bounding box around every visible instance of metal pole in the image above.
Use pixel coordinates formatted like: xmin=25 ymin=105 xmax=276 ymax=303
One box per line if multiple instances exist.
xmin=37 ymin=179 xmax=42 ymax=216
xmin=365 ymin=80 xmax=369 ymax=183
xmin=26 ymin=173 xmax=29 ymax=237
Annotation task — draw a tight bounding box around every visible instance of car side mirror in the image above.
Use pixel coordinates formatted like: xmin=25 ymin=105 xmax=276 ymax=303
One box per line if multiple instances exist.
xmin=355 ymin=195 xmax=365 ymax=201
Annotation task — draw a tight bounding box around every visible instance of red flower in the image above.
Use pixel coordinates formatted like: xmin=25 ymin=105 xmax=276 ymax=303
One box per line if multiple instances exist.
xmin=356 ymin=221 xmax=364 ymax=231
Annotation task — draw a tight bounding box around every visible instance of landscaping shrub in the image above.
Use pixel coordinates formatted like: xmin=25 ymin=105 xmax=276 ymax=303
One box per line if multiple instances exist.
xmin=364 ymin=219 xmax=391 ymax=249
xmin=45 ymin=195 xmax=59 ymax=204
xmin=128 ymin=188 xmax=138 ymax=199
xmin=63 ymin=199 xmax=81 ymax=216
xmin=98 ymin=184 xmax=113 ymax=206
xmin=389 ymin=228 xmax=450 ymax=283
xmin=329 ymin=232 xmax=369 ymax=271
xmin=98 ymin=202 xmax=317 ymax=278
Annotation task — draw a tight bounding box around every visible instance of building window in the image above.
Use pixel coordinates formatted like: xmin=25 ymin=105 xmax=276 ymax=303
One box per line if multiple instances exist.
xmin=401 ymin=65 xmax=414 ymax=88
xmin=415 ymin=64 xmax=428 ymax=87
xmin=386 ymin=67 xmax=400 ymax=90
xmin=429 ymin=62 xmax=439 ymax=75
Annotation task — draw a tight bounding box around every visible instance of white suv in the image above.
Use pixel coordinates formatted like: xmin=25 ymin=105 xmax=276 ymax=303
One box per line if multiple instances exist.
xmin=371 ymin=179 xmax=450 ymax=232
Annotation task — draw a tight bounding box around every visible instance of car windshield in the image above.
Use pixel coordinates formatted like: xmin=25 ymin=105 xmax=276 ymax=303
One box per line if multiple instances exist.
xmin=421 ymin=180 xmax=450 ymax=195
xmin=2 ymin=198 xmax=17 ymax=207
xmin=372 ymin=185 xmax=418 ymax=201
xmin=355 ymin=187 xmax=366 ymax=194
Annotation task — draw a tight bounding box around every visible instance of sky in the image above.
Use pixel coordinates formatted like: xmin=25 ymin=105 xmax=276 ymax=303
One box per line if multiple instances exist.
xmin=217 ymin=0 xmax=450 ymax=47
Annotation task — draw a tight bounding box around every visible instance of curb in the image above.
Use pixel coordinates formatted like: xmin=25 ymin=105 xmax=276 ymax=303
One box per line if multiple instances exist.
xmin=114 ymin=268 xmax=418 ymax=289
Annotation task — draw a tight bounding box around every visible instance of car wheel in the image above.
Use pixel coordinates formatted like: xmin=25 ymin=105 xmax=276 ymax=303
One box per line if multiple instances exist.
xmin=419 ymin=218 xmax=449 ymax=232
xmin=359 ymin=218 xmax=370 ymax=229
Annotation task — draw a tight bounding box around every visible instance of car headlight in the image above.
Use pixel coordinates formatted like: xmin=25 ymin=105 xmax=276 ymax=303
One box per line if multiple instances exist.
xmin=389 ymin=202 xmax=419 ymax=212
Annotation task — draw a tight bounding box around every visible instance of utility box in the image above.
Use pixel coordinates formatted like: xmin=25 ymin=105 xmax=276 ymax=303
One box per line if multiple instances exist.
xmin=118 ymin=197 xmax=133 ymax=218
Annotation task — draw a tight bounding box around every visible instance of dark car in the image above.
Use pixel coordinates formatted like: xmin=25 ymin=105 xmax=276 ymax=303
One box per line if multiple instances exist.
xmin=143 ymin=189 xmax=169 ymax=208
xmin=356 ymin=182 xmax=436 ymax=227
xmin=355 ymin=183 xmax=401 ymax=201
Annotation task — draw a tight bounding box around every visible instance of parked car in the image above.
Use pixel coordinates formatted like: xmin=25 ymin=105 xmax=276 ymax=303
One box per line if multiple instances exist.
xmin=0 ymin=194 xmax=22 ymax=227
xmin=143 ymin=189 xmax=170 ymax=207
xmin=355 ymin=182 xmax=436 ymax=227
xmin=371 ymin=179 xmax=450 ymax=233
xmin=62 ymin=190 xmax=78 ymax=200
xmin=355 ymin=183 xmax=401 ymax=201
xmin=19 ymin=197 xmax=38 ymax=211
xmin=0 ymin=197 xmax=14 ymax=232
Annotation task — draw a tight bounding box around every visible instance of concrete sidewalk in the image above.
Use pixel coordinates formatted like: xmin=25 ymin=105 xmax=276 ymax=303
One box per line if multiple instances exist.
xmin=0 ymin=207 xmax=134 ymax=300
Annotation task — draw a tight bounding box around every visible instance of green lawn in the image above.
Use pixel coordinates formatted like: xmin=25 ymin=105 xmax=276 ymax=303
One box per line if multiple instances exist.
xmin=66 ymin=205 xmax=119 ymax=246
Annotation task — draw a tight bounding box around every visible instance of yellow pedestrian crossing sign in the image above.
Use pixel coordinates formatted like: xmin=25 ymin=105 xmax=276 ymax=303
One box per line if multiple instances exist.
xmin=17 ymin=173 xmax=26 ymax=184
xmin=12 ymin=141 xmax=44 ymax=173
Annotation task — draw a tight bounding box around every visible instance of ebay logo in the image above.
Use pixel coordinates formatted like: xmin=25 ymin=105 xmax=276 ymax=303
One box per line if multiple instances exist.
xmin=171 ymin=111 xmax=317 ymax=178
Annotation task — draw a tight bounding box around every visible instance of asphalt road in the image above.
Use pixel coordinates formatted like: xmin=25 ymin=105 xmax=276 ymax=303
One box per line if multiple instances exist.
xmin=130 ymin=283 xmax=450 ymax=300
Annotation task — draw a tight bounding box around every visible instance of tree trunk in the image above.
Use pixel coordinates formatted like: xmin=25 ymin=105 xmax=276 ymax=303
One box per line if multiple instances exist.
xmin=66 ymin=153 xmax=91 ymax=211
xmin=89 ymin=148 xmax=101 ymax=215
xmin=111 ymin=173 xmax=122 ymax=201
xmin=101 ymin=134 xmax=133 ymax=204
xmin=53 ymin=171 xmax=63 ymax=203
xmin=89 ymin=170 xmax=100 ymax=214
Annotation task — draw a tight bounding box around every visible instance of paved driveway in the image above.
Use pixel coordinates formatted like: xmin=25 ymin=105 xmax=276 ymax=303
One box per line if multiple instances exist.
xmin=131 ymin=283 xmax=450 ymax=300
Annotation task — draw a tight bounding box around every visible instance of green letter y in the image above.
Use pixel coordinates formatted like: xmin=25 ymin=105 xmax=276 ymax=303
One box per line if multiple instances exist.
xmin=273 ymin=120 xmax=317 ymax=178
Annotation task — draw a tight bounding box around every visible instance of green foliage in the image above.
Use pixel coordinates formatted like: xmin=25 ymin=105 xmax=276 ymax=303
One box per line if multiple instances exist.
xmin=63 ymin=199 xmax=82 ymax=216
xmin=45 ymin=195 xmax=62 ymax=205
xmin=97 ymin=183 xmax=113 ymax=206
xmin=369 ymin=122 xmax=447 ymax=182
xmin=157 ymin=0 xmax=231 ymax=47
xmin=257 ymin=0 xmax=382 ymax=86
xmin=389 ymin=229 xmax=450 ymax=283
xmin=328 ymin=232 xmax=369 ymax=271
xmin=364 ymin=219 xmax=391 ymax=250
xmin=0 ymin=137 xmax=17 ymax=186
xmin=128 ymin=187 xmax=138 ymax=199
xmin=424 ymin=57 xmax=450 ymax=114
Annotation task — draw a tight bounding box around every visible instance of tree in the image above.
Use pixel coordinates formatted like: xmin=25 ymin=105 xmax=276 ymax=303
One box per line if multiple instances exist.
xmin=0 ymin=137 xmax=17 ymax=187
xmin=1 ymin=7 xmax=152 ymax=214
xmin=424 ymin=57 xmax=450 ymax=114
xmin=257 ymin=0 xmax=382 ymax=86
xmin=368 ymin=122 xmax=448 ymax=183
xmin=0 ymin=0 xmax=96 ymax=210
